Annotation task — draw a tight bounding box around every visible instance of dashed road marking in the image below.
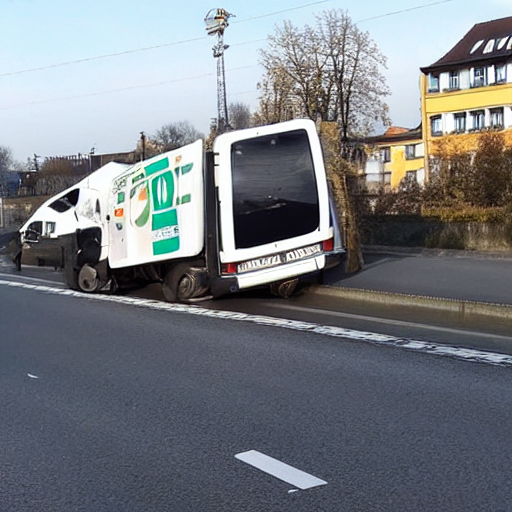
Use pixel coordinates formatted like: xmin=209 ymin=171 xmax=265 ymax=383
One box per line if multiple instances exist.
xmin=235 ymin=450 xmax=327 ymax=490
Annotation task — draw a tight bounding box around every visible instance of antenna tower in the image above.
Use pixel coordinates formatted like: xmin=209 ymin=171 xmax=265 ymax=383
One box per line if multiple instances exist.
xmin=204 ymin=8 xmax=234 ymax=133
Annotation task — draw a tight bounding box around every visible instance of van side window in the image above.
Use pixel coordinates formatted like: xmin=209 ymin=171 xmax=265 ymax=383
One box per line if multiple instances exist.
xmin=27 ymin=221 xmax=43 ymax=234
xmin=45 ymin=222 xmax=56 ymax=235
xmin=49 ymin=189 xmax=80 ymax=212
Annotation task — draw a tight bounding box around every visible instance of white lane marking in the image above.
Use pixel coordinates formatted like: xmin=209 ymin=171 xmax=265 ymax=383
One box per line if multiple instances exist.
xmin=235 ymin=450 xmax=327 ymax=490
xmin=2 ymin=279 xmax=512 ymax=367
xmin=270 ymin=302 xmax=512 ymax=342
xmin=0 ymin=272 xmax=65 ymax=287
xmin=27 ymin=373 xmax=38 ymax=379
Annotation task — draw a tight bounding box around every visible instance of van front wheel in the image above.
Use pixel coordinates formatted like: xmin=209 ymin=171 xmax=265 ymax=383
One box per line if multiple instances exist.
xmin=77 ymin=263 xmax=101 ymax=293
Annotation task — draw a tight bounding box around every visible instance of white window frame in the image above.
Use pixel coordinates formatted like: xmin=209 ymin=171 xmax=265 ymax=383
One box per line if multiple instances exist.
xmin=473 ymin=67 xmax=486 ymax=87
xmin=449 ymin=70 xmax=459 ymax=90
xmin=495 ymin=64 xmax=507 ymax=84
xmin=490 ymin=107 xmax=504 ymax=128
xmin=470 ymin=110 xmax=485 ymax=131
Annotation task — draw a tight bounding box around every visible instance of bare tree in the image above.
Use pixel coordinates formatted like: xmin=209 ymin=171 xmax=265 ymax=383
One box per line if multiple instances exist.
xmin=252 ymin=64 xmax=296 ymax=126
xmin=151 ymin=121 xmax=204 ymax=153
xmin=254 ymin=10 xmax=390 ymax=139
xmin=228 ymin=102 xmax=252 ymax=130
xmin=317 ymin=10 xmax=390 ymax=140
xmin=0 ymin=147 xmax=13 ymax=193
xmin=0 ymin=146 xmax=29 ymax=196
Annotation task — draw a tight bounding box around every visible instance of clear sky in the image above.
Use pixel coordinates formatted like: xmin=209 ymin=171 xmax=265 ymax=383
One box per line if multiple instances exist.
xmin=1 ymin=0 xmax=510 ymax=163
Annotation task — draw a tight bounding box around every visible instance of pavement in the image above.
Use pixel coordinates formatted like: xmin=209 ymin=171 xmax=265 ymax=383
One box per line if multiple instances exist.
xmin=318 ymin=246 xmax=512 ymax=321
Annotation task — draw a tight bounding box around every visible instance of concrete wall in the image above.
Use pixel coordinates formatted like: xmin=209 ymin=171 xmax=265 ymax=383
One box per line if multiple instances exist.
xmin=362 ymin=216 xmax=512 ymax=252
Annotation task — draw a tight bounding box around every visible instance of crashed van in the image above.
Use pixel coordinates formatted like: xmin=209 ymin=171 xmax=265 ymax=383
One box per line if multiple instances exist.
xmin=18 ymin=119 xmax=344 ymax=302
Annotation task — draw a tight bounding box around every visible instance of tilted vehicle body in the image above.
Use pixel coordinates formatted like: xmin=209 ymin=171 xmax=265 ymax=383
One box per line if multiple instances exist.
xmin=19 ymin=119 xmax=345 ymax=302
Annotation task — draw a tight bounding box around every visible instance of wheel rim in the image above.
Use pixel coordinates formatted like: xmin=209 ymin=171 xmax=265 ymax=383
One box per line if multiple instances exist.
xmin=78 ymin=264 xmax=99 ymax=292
xmin=177 ymin=273 xmax=195 ymax=300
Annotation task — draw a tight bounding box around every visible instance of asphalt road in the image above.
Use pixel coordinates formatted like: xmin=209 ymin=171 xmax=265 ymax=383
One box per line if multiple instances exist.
xmin=2 ymin=280 xmax=512 ymax=511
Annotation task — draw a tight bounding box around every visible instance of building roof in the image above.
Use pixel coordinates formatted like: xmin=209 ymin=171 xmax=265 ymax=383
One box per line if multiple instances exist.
xmin=421 ymin=16 xmax=512 ymax=74
xmin=361 ymin=125 xmax=422 ymax=145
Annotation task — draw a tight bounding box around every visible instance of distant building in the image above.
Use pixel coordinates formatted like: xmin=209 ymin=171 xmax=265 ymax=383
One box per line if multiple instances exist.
xmin=358 ymin=126 xmax=425 ymax=192
xmin=420 ymin=16 xmax=512 ymax=178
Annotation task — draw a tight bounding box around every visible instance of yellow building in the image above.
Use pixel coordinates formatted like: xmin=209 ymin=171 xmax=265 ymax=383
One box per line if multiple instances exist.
xmin=360 ymin=126 xmax=425 ymax=191
xmin=420 ymin=16 xmax=512 ymax=176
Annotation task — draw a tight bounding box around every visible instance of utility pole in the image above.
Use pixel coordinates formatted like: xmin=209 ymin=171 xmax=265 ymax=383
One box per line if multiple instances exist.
xmin=204 ymin=8 xmax=234 ymax=134
xmin=0 ymin=183 xmax=4 ymax=229
xmin=140 ymin=131 xmax=146 ymax=160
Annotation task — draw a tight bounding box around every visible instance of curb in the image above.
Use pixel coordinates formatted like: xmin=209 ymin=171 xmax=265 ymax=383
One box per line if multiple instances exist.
xmin=310 ymin=284 xmax=512 ymax=321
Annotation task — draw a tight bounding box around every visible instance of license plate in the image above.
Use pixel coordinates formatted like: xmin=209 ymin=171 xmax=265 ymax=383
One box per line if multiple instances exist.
xmin=285 ymin=244 xmax=321 ymax=262
xmin=237 ymin=254 xmax=282 ymax=273
xmin=236 ymin=244 xmax=321 ymax=274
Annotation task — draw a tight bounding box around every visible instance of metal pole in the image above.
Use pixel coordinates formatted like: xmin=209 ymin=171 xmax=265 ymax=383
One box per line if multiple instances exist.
xmin=0 ymin=184 xmax=4 ymax=228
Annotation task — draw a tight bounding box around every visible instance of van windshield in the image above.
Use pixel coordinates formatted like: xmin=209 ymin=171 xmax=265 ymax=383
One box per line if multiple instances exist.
xmin=49 ymin=189 xmax=80 ymax=213
xmin=231 ymin=129 xmax=319 ymax=249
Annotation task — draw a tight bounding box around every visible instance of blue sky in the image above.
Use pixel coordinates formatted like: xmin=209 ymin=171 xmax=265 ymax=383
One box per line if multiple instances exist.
xmin=1 ymin=0 xmax=510 ymax=162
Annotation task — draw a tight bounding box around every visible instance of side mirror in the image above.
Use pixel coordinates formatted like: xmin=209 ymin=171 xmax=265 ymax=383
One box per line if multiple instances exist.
xmin=25 ymin=229 xmax=40 ymax=243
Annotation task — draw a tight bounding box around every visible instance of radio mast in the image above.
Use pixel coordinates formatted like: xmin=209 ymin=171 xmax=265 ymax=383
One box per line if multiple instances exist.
xmin=204 ymin=8 xmax=234 ymax=134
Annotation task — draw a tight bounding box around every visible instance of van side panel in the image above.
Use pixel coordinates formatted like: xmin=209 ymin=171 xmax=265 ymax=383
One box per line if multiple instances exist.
xmin=108 ymin=140 xmax=205 ymax=269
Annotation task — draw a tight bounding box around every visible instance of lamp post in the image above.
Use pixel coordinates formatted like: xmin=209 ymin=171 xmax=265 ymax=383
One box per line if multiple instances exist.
xmin=204 ymin=8 xmax=234 ymax=134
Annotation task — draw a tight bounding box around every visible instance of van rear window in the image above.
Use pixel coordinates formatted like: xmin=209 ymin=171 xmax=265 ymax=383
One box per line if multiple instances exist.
xmin=231 ymin=129 xmax=319 ymax=248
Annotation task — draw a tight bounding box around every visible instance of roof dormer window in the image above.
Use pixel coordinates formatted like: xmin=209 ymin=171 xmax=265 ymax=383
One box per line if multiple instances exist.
xmin=470 ymin=40 xmax=484 ymax=54
xmin=497 ymin=37 xmax=509 ymax=50
xmin=483 ymin=39 xmax=495 ymax=54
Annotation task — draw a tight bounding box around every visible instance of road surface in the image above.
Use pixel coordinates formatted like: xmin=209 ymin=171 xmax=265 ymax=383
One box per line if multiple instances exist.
xmin=1 ymin=277 xmax=512 ymax=511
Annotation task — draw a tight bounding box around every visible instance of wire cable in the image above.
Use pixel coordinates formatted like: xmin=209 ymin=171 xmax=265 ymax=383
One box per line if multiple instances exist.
xmin=0 ymin=66 xmax=256 ymax=110
xmin=0 ymin=0 xmax=455 ymax=77
xmin=356 ymin=0 xmax=455 ymax=23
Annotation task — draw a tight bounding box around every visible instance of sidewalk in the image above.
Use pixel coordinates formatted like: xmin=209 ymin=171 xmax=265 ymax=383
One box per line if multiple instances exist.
xmin=323 ymin=247 xmax=512 ymax=307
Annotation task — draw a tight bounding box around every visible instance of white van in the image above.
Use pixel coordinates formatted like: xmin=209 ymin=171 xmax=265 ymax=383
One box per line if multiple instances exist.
xmin=19 ymin=120 xmax=345 ymax=301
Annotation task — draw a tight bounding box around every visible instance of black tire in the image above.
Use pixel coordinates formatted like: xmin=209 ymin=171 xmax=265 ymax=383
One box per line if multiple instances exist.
xmin=162 ymin=264 xmax=197 ymax=303
xmin=77 ymin=263 xmax=101 ymax=293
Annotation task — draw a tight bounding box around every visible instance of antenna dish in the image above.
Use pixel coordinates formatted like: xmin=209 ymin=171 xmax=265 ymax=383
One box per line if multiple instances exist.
xmin=204 ymin=8 xmax=234 ymax=36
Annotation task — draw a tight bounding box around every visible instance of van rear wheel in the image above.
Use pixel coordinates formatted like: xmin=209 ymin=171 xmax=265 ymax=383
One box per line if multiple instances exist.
xmin=163 ymin=264 xmax=196 ymax=303
xmin=162 ymin=263 xmax=209 ymax=303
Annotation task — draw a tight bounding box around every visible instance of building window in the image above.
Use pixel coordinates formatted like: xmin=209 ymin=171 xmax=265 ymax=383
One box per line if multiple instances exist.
xmin=470 ymin=40 xmax=484 ymax=54
xmin=428 ymin=73 xmax=439 ymax=92
xmin=483 ymin=39 xmax=495 ymax=54
xmin=383 ymin=172 xmax=391 ymax=186
xmin=495 ymin=64 xmax=506 ymax=84
xmin=490 ymin=107 xmax=504 ymax=128
xmin=469 ymin=110 xmax=485 ymax=131
xmin=449 ymin=71 xmax=459 ymax=90
xmin=381 ymin=147 xmax=391 ymax=163
xmin=473 ymin=67 xmax=486 ymax=87
xmin=454 ymin=112 xmax=466 ymax=133
xmin=405 ymin=170 xmax=418 ymax=183
xmin=497 ymin=37 xmax=509 ymax=50
xmin=405 ymin=144 xmax=417 ymax=160
xmin=430 ymin=115 xmax=442 ymax=136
